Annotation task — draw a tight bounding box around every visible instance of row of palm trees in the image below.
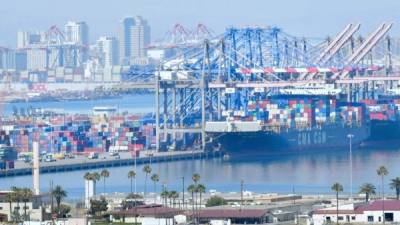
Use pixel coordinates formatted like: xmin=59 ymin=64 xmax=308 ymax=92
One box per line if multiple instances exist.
xmin=84 ymin=166 xmax=207 ymax=216
xmin=331 ymin=166 xmax=396 ymax=224
xmin=83 ymin=169 xmax=110 ymax=196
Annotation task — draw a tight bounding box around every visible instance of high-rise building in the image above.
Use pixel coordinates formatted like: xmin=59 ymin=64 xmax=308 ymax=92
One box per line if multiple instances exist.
xmin=118 ymin=16 xmax=150 ymax=65
xmin=64 ymin=21 xmax=89 ymax=46
xmin=17 ymin=31 xmax=43 ymax=48
xmin=97 ymin=36 xmax=119 ymax=67
xmin=27 ymin=48 xmax=48 ymax=71
xmin=0 ymin=49 xmax=15 ymax=70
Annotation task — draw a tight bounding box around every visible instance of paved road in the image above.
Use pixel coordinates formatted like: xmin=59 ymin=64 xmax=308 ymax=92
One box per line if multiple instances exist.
xmin=14 ymin=150 xmax=205 ymax=170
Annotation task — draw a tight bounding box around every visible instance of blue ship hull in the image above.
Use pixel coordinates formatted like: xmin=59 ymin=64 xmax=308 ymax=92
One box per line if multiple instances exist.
xmin=213 ymin=125 xmax=370 ymax=154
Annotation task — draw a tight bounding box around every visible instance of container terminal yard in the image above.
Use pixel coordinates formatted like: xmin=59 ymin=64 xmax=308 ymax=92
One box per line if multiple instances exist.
xmin=3 ymin=21 xmax=400 ymax=222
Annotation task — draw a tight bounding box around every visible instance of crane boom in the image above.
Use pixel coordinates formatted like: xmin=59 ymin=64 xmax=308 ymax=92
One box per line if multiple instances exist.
xmin=299 ymin=24 xmax=360 ymax=80
xmin=334 ymin=22 xmax=393 ymax=79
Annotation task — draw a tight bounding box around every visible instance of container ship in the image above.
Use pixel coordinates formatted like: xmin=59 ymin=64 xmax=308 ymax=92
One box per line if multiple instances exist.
xmin=206 ymin=86 xmax=374 ymax=154
xmin=362 ymin=97 xmax=400 ymax=147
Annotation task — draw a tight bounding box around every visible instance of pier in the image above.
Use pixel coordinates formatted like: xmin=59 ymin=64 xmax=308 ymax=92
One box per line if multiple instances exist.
xmin=0 ymin=150 xmax=222 ymax=178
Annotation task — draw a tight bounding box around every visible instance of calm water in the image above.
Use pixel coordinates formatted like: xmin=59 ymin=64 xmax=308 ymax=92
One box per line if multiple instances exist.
xmin=1 ymin=94 xmax=400 ymax=199
xmin=1 ymin=147 xmax=400 ymax=199
xmin=3 ymin=94 xmax=155 ymax=115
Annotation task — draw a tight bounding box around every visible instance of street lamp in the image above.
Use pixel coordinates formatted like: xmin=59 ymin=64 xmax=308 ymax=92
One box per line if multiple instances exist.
xmin=182 ymin=176 xmax=185 ymax=210
xmin=133 ymin=136 xmax=138 ymax=194
xmin=347 ymin=134 xmax=354 ymax=201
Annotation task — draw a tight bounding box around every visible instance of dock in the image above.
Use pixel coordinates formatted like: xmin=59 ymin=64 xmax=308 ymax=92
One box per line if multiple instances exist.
xmin=0 ymin=150 xmax=222 ymax=178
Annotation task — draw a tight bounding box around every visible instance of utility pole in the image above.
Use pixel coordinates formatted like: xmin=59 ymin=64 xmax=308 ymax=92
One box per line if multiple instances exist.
xmin=50 ymin=180 xmax=54 ymax=213
xmin=240 ymin=179 xmax=244 ymax=211
xmin=347 ymin=134 xmax=354 ymax=201
xmin=133 ymin=136 xmax=138 ymax=194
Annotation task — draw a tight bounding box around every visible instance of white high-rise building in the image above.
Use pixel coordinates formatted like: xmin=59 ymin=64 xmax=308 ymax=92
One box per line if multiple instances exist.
xmin=97 ymin=36 xmax=119 ymax=67
xmin=27 ymin=49 xmax=48 ymax=71
xmin=118 ymin=16 xmax=150 ymax=65
xmin=17 ymin=31 xmax=43 ymax=48
xmin=64 ymin=21 xmax=89 ymax=46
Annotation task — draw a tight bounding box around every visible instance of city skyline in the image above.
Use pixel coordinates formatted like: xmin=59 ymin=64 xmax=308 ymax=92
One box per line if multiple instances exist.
xmin=1 ymin=0 xmax=400 ymax=47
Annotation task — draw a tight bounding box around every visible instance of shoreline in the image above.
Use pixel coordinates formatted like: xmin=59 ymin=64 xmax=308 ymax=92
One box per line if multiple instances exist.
xmin=0 ymin=150 xmax=223 ymax=178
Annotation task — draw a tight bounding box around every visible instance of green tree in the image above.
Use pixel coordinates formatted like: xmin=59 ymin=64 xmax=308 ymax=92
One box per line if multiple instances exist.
xmin=206 ymin=196 xmax=227 ymax=207
xmin=56 ymin=204 xmax=71 ymax=218
xmin=84 ymin=172 xmax=92 ymax=205
xmin=161 ymin=190 xmax=170 ymax=206
xmin=187 ymin=184 xmax=196 ymax=222
xmin=359 ymin=183 xmax=376 ymax=203
xmin=100 ymin=169 xmax=110 ymax=194
xmin=92 ymin=172 xmax=101 ymax=195
xmin=377 ymin=166 xmax=388 ymax=224
xmin=196 ymin=184 xmax=206 ymax=210
xmin=52 ymin=185 xmax=67 ymax=216
xmin=88 ymin=197 xmax=108 ymax=217
xmin=390 ymin=177 xmax=400 ymax=200
xmin=331 ymin=182 xmax=343 ymax=225
xmin=83 ymin=172 xmax=100 ymax=197
xmin=128 ymin=170 xmax=136 ymax=194
xmin=5 ymin=192 xmax=15 ymax=222
xmin=169 ymin=191 xmax=179 ymax=207
xmin=143 ymin=165 xmax=152 ymax=198
xmin=192 ymin=173 xmax=200 ymax=184
xmin=151 ymin=174 xmax=160 ymax=203
xmin=11 ymin=186 xmax=21 ymax=220
xmin=21 ymin=188 xmax=33 ymax=220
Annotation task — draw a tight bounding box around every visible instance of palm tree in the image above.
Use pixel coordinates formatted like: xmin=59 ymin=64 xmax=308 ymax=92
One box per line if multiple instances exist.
xmin=84 ymin=172 xmax=92 ymax=205
xmin=5 ymin=192 xmax=14 ymax=221
xmin=331 ymin=182 xmax=343 ymax=225
xmin=377 ymin=166 xmax=388 ymax=224
xmin=100 ymin=169 xmax=110 ymax=194
xmin=143 ymin=165 xmax=152 ymax=198
xmin=390 ymin=177 xmax=400 ymax=200
xmin=92 ymin=172 xmax=101 ymax=196
xmin=187 ymin=184 xmax=196 ymax=222
xmin=169 ymin=191 xmax=179 ymax=207
xmin=151 ymin=174 xmax=160 ymax=203
xmin=21 ymin=188 xmax=33 ymax=220
xmin=161 ymin=190 xmax=170 ymax=206
xmin=11 ymin=186 xmax=21 ymax=218
xmin=196 ymin=184 xmax=206 ymax=210
xmin=192 ymin=173 xmax=200 ymax=184
xmin=128 ymin=170 xmax=136 ymax=194
xmin=52 ymin=185 xmax=67 ymax=215
xmin=359 ymin=183 xmax=376 ymax=203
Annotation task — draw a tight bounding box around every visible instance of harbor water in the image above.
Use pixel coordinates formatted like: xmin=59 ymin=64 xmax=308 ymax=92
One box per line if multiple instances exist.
xmin=1 ymin=145 xmax=400 ymax=200
xmin=3 ymin=94 xmax=155 ymax=116
xmin=1 ymin=94 xmax=400 ymax=199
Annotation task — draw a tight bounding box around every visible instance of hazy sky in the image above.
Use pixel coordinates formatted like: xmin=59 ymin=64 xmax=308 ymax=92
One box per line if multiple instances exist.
xmin=1 ymin=0 xmax=400 ymax=47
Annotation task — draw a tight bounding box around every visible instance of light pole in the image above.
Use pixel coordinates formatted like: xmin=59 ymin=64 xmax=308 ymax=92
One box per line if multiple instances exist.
xmin=133 ymin=136 xmax=138 ymax=194
xmin=182 ymin=177 xmax=185 ymax=210
xmin=347 ymin=134 xmax=354 ymax=201
xmin=240 ymin=179 xmax=244 ymax=211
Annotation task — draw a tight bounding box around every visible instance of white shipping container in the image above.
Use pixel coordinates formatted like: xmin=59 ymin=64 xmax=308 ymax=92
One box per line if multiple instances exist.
xmin=225 ymin=88 xmax=235 ymax=94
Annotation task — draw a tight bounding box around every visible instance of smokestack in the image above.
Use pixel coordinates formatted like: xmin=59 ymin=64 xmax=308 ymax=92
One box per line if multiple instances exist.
xmin=33 ymin=142 xmax=40 ymax=195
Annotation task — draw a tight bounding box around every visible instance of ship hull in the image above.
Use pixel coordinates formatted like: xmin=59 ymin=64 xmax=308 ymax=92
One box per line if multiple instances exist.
xmin=362 ymin=120 xmax=400 ymax=148
xmin=212 ymin=125 xmax=370 ymax=154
